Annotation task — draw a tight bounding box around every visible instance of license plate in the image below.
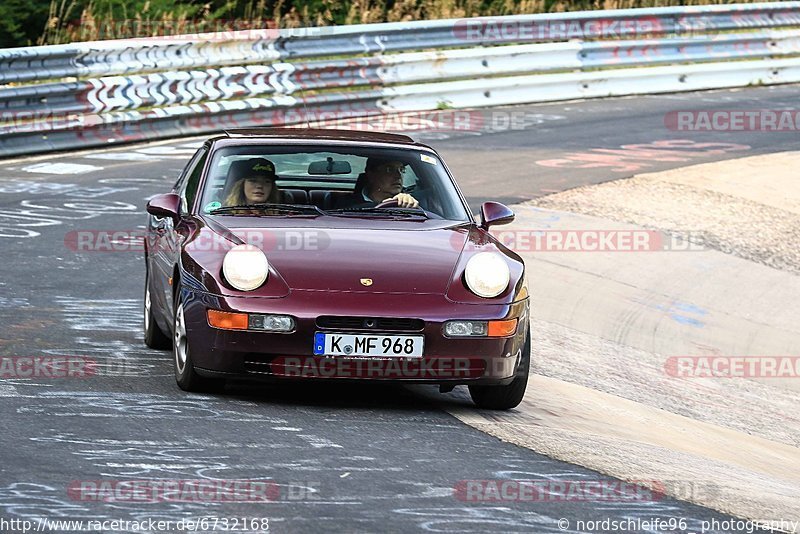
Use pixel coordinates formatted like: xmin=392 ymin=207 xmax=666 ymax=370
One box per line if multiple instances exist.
xmin=313 ymin=332 xmax=424 ymax=358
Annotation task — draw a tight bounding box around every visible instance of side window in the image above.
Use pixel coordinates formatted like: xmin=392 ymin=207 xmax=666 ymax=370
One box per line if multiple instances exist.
xmin=173 ymin=149 xmax=202 ymax=191
xmin=183 ymin=150 xmax=207 ymax=213
xmin=177 ymin=148 xmax=208 ymax=214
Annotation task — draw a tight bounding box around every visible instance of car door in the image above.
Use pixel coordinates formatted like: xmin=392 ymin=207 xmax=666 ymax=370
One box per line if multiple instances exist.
xmin=150 ymin=147 xmax=208 ymax=320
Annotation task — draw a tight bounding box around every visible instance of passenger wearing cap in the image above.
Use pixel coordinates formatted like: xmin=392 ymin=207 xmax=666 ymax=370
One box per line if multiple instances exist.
xmin=223 ymin=158 xmax=282 ymax=206
xmin=339 ymin=157 xmax=419 ymax=209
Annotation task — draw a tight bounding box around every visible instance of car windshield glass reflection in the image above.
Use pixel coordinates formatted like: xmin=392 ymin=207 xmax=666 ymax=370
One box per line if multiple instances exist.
xmin=200 ymin=146 xmax=470 ymax=222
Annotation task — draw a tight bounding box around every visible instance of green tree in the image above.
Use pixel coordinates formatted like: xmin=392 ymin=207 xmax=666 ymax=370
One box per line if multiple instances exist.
xmin=0 ymin=0 xmax=52 ymax=48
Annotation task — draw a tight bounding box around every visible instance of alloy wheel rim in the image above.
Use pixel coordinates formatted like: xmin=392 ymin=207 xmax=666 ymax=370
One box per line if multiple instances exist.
xmin=174 ymin=303 xmax=188 ymax=373
xmin=144 ymin=283 xmax=151 ymax=331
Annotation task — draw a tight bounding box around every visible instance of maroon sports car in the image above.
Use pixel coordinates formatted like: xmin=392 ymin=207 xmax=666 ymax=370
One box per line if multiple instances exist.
xmin=144 ymin=128 xmax=530 ymax=409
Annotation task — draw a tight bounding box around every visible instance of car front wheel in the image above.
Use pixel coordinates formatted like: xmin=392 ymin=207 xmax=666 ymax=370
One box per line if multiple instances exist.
xmin=173 ymin=287 xmax=224 ymax=393
xmin=469 ymin=330 xmax=530 ymax=410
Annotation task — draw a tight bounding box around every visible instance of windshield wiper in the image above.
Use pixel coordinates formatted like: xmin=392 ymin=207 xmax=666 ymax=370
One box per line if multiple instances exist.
xmin=327 ymin=207 xmax=429 ymax=219
xmin=209 ymin=203 xmax=326 ymax=216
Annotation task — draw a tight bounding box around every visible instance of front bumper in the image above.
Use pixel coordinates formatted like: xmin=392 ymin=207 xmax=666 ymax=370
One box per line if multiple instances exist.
xmin=181 ymin=287 xmax=530 ymax=385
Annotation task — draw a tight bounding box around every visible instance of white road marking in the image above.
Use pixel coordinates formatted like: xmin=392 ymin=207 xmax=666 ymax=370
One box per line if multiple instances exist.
xmin=0 ymin=296 xmax=31 ymax=307
xmin=22 ymin=162 xmax=102 ymax=175
xmin=83 ymin=152 xmax=153 ymax=161
xmin=0 ymin=385 xmax=18 ymax=397
xmin=137 ymin=147 xmax=197 ymax=155
xmin=57 ymin=297 xmax=140 ymax=332
xmin=298 ymin=435 xmax=343 ymax=449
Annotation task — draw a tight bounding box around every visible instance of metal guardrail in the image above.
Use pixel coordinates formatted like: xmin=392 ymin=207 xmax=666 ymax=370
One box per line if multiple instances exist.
xmin=1 ymin=2 xmax=800 ymax=157
xmin=4 ymin=30 xmax=799 ymax=117
xmin=6 ymin=31 xmax=800 ymax=117
xmin=3 ymin=1 xmax=800 ymax=84
xmin=383 ymin=58 xmax=800 ymax=110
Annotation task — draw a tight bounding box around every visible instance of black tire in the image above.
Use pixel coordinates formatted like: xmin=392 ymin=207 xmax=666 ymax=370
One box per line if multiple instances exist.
xmin=144 ymin=268 xmax=171 ymax=350
xmin=173 ymin=286 xmax=225 ymax=393
xmin=469 ymin=330 xmax=530 ymax=410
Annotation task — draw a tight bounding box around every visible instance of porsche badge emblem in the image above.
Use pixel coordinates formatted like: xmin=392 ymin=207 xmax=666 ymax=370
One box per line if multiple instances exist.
xmin=360 ymin=278 xmax=373 ymax=287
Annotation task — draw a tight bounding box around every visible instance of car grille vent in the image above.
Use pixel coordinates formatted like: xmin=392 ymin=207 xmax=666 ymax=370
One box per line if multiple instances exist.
xmin=316 ymin=316 xmax=424 ymax=331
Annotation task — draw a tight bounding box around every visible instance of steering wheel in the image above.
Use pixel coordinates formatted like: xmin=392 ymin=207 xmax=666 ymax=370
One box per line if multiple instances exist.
xmin=375 ymin=198 xmax=401 ymax=209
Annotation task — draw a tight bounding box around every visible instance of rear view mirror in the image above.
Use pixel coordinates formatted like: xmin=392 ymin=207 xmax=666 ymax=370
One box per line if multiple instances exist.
xmin=308 ymin=157 xmax=352 ymax=175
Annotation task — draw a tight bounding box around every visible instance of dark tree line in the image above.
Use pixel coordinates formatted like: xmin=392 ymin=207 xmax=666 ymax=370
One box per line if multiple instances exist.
xmin=1 ymin=0 xmax=781 ymax=48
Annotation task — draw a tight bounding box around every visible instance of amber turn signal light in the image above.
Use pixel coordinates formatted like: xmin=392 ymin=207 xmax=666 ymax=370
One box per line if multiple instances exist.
xmin=488 ymin=318 xmax=518 ymax=337
xmin=207 ymin=309 xmax=248 ymax=330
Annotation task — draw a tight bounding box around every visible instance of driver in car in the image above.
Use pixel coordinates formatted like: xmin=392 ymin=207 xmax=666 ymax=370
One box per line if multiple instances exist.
xmin=339 ymin=157 xmax=420 ymax=209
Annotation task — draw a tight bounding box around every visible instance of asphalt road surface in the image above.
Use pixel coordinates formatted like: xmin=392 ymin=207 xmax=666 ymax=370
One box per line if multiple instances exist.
xmin=1 ymin=85 xmax=796 ymax=533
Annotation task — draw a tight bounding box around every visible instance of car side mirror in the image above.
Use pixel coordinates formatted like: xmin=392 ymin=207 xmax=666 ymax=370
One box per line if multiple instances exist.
xmin=147 ymin=193 xmax=181 ymax=223
xmin=480 ymin=201 xmax=515 ymax=229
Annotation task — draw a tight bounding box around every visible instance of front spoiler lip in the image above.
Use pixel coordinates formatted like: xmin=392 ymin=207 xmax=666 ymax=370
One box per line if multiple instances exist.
xmin=194 ymin=366 xmax=517 ymax=386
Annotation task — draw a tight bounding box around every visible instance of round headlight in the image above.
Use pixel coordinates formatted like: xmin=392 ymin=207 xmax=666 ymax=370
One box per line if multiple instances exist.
xmin=464 ymin=252 xmax=510 ymax=298
xmin=223 ymin=244 xmax=269 ymax=291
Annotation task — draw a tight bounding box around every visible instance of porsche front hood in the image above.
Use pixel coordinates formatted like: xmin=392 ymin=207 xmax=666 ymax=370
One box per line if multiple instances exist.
xmin=230 ymin=226 xmax=469 ymax=294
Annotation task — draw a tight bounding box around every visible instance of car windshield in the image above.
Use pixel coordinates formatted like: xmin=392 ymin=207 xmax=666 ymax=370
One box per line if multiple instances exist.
xmin=198 ymin=144 xmax=471 ymax=222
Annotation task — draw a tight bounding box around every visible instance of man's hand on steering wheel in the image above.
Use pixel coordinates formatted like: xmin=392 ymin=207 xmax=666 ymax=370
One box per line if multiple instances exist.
xmin=389 ymin=193 xmax=419 ymax=208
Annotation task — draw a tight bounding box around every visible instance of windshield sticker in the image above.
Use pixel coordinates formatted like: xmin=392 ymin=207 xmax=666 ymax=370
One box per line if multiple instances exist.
xmin=420 ymin=154 xmax=437 ymax=165
xmin=204 ymin=201 xmax=222 ymax=213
